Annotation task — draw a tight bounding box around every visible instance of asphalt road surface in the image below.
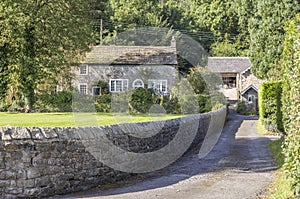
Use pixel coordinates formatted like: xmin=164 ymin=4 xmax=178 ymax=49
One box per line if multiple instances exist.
xmin=54 ymin=108 xmax=279 ymax=199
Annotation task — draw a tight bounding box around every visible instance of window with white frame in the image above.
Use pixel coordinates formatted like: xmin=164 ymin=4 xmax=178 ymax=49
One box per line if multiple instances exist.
xmin=148 ymin=79 xmax=167 ymax=93
xmin=79 ymin=65 xmax=88 ymax=75
xmin=248 ymin=94 xmax=255 ymax=104
xmin=78 ymin=84 xmax=87 ymax=95
xmin=109 ymin=79 xmax=128 ymax=92
xmin=132 ymin=79 xmax=144 ymax=89
xmin=92 ymin=86 xmax=100 ymax=96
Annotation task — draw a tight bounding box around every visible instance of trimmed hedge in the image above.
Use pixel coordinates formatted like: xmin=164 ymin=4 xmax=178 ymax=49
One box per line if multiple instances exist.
xmin=258 ymin=81 xmax=284 ymax=133
xmin=281 ymin=13 xmax=300 ymax=197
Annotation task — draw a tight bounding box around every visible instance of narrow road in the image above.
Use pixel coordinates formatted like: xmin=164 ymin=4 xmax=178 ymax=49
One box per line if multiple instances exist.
xmin=55 ymin=108 xmax=279 ymax=199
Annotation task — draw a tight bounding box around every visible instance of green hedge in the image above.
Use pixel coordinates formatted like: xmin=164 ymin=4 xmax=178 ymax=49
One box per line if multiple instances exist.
xmin=281 ymin=13 xmax=300 ymax=197
xmin=258 ymin=81 xmax=284 ymax=133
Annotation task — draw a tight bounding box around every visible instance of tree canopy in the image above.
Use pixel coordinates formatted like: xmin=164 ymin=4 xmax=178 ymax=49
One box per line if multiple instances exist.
xmin=1 ymin=0 xmax=300 ymax=110
xmin=0 ymin=0 xmax=94 ymax=109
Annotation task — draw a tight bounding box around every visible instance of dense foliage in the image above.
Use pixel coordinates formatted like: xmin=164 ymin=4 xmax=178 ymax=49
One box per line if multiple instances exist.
xmin=281 ymin=13 xmax=300 ymax=197
xmin=1 ymin=0 xmax=299 ymax=111
xmin=129 ymin=88 xmax=157 ymax=114
xmin=34 ymin=91 xmax=73 ymax=112
xmin=236 ymin=101 xmax=248 ymax=115
xmin=0 ymin=0 xmax=94 ymax=110
xmin=249 ymin=0 xmax=300 ymax=80
xmin=258 ymin=81 xmax=283 ymax=133
xmin=96 ymin=0 xmax=299 ymax=79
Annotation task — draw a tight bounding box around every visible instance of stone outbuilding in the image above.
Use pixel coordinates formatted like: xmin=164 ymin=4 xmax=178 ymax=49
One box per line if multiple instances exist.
xmin=208 ymin=57 xmax=264 ymax=110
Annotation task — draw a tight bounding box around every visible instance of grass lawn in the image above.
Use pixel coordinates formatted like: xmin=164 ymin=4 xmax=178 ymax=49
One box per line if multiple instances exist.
xmin=0 ymin=112 xmax=182 ymax=127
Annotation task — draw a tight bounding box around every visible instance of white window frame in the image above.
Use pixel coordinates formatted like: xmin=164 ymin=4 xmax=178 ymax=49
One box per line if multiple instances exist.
xmin=109 ymin=79 xmax=129 ymax=92
xmin=92 ymin=86 xmax=101 ymax=96
xmin=248 ymin=94 xmax=255 ymax=104
xmin=78 ymin=83 xmax=88 ymax=95
xmin=132 ymin=79 xmax=144 ymax=89
xmin=148 ymin=79 xmax=168 ymax=93
xmin=79 ymin=64 xmax=88 ymax=75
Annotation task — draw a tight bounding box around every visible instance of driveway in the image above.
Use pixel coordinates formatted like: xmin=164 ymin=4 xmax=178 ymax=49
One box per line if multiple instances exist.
xmin=53 ymin=108 xmax=279 ymax=199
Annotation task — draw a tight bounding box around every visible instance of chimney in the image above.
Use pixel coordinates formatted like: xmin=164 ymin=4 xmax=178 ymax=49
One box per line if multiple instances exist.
xmin=171 ymin=36 xmax=176 ymax=47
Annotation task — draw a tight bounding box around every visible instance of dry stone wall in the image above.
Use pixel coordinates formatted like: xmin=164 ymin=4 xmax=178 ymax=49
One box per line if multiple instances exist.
xmin=0 ymin=106 xmax=226 ymax=198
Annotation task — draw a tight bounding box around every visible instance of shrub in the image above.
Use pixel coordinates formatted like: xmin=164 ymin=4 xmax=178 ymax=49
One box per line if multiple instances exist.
xmin=95 ymin=93 xmax=111 ymax=113
xmin=34 ymin=90 xmax=73 ymax=112
xmin=129 ymin=88 xmax=157 ymax=113
xmin=179 ymin=94 xmax=199 ymax=114
xmin=196 ymin=94 xmax=211 ymax=113
xmin=162 ymin=96 xmax=181 ymax=114
xmin=236 ymin=101 xmax=247 ymax=115
xmin=258 ymin=81 xmax=283 ymax=133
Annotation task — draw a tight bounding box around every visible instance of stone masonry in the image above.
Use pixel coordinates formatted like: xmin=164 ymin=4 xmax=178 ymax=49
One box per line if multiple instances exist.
xmin=0 ymin=106 xmax=226 ymax=198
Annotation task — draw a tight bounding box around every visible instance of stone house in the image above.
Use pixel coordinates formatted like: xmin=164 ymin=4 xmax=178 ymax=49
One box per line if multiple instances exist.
xmin=208 ymin=57 xmax=264 ymax=110
xmin=74 ymin=39 xmax=178 ymax=96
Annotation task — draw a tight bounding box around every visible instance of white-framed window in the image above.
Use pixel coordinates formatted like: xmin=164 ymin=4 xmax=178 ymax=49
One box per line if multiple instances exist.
xmin=148 ymin=79 xmax=167 ymax=93
xmin=248 ymin=94 xmax=255 ymax=104
xmin=79 ymin=64 xmax=88 ymax=75
xmin=92 ymin=86 xmax=100 ymax=96
xmin=109 ymin=79 xmax=128 ymax=92
xmin=132 ymin=79 xmax=144 ymax=89
xmin=78 ymin=83 xmax=88 ymax=95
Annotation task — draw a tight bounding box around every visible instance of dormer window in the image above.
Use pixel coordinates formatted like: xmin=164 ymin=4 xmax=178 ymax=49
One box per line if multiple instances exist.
xmin=80 ymin=65 xmax=88 ymax=75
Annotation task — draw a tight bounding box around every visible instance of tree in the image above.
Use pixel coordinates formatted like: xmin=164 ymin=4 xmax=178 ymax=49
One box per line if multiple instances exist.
xmin=0 ymin=0 xmax=94 ymax=110
xmin=187 ymin=66 xmax=223 ymax=95
xmin=249 ymin=0 xmax=300 ymax=80
xmin=210 ymin=40 xmax=239 ymax=56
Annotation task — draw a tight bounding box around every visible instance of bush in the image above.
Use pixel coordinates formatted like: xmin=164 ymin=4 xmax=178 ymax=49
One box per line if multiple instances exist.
xmin=162 ymin=96 xmax=181 ymax=114
xmin=196 ymin=94 xmax=212 ymax=113
xmin=236 ymin=101 xmax=247 ymax=115
xmin=179 ymin=94 xmax=199 ymax=114
xmin=258 ymin=81 xmax=283 ymax=133
xmin=95 ymin=93 xmax=111 ymax=113
xmin=129 ymin=88 xmax=157 ymax=113
xmin=34 ymin=90 xmax=73 ymax=112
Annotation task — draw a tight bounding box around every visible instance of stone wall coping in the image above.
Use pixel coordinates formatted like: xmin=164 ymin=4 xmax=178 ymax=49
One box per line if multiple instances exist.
xmin=0 ymin=106 xmax=226 ymax=142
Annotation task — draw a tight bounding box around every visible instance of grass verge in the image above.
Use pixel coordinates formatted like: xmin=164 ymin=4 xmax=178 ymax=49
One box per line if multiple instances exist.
xmin=266 ymin=138 xmax=295 ymax=199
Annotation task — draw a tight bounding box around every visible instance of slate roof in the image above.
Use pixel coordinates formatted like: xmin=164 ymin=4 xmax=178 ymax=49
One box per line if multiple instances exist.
xmin=207 ymin=57 xmax=251 ymax=73
xmin=241 ymin=85 xmax=258 ymax=95
xmin=83 ymin=45 xmax=177 ymax=65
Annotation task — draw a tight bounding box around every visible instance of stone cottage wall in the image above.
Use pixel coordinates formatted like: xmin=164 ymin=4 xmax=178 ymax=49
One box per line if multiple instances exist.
xmin=0 ymin=106 xmax=226 ymax=198
xmin=241 ymin=70 xmax=264 ymax=91
xmin=75 ymin=65 xmax=177 ymax=94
